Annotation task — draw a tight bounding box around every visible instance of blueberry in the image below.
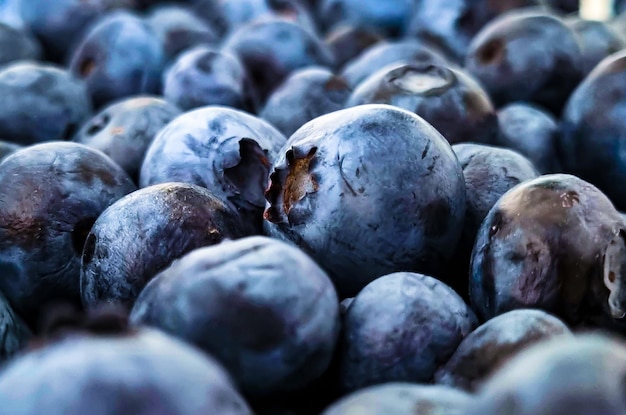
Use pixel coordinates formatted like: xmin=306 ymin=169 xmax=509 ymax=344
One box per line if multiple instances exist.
xmin=0 ymin=142 xmax=136 ymax=326
xmin=324 ymin=25 xmax=383 ymax=69
xmin=260 ymin=67 xmax=351 ymax=137
xmin=559 ymin=50 xmax=626 ymax=210
xmin=321 ymin=383 xmax=473 ymax=415
xmin=465 ymin=334 xmax=626 ymax=415
xmin=264 ymin=104 xmax=466 ymax=297
xmin=163 ymin=46 xmax=257 ymax=112
xmin=69 ymin=10 xmax=164 ymax=109
xmin=469 ymin=174 xmax=626 ymax=330
xmin=222 ymin=17 xmax=334 ymax=101
xmin=465 ymin=10 xmax=583 ymax=115
xmin=565 ymin=17 xmax=626 ymax=76
xmin=72 ymin=96 xmax=182 ymax=183
xmin=80 ymin=182 xmax=252 ymax=309
xmin=0 ymin=290 xmax=30 ymax=364
xmin=346 ymin=63 xmax=498 ymax=145
xmin=0 ymin=140 xmax=21 ymax=162
xmin=0 ymin=62 xmax=91 ymax=145
xmin=130 ymin=236 xmax=340 ymax=398
xmin=340 ymin=40 xmax=448 ymax=88
xmin=339 ymin=272 xmax=477 ymax=391
xmin=0 ymin=328 xmax=253 ymax=415
xmin=407 ymin=0 xmax=547 ymax=62
xmin=0 ymin=22 xmax=41 ymax=65
xmin=146 ymin=5 xmax=218 ymax=64
xmin=496 ymin=102 xmax=561 ymax=174
xmin=434 ymin=309 xmax=572 ymax=392
xmin=140 ymin=106 xmax=285 ymax=233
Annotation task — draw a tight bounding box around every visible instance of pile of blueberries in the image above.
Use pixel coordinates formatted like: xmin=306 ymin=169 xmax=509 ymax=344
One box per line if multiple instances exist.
xmin=3 ymin=0 xmax=626 ymax=414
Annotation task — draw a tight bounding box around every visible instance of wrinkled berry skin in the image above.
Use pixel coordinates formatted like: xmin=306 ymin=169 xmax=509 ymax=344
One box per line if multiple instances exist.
xmin=0 ymin=291 xmax=30 ymax=364
xmin=69 ymin=11 xmax=164 ymax=109
xmin=318 ymin=0 xmax=415 ymax=36
xmin=566 ymin=18 xmax=625 ymax=76
xmin=496 ymin=103 xmax=561 ymax=174
xmin=559 ymin=50 xmax=626 ymax=210
xmin=0 ymin=142 xmax=136 ymax=326
xmin=465 ymin=334 xmax=626 ymax=415
xmin=321 ymin=383 xmax=473 ymax=415
xmin=263 ymin=104 xmax=466 ymax=297
xmin=0 ymin=62 xmax=91 ymax=145
xmin=260 ymin=67 xmax=351 ymax=137
xmin=340 ymin=40 xmax=448 ymax=89
xmin=465 ymin=11 xmax=583 ymax=115
xmin=0 ymin=22 xmax=41 ymax=65
xmin=347 ymin=63 xmax=497 ymax=145
xmin=80 ymin=182 xmax=252 ymax=309
xmin=339 ymin=272 xmax=477 ymax=392
xmin=0 ymin=329 xmax=253 ymax=415
xmin=73 ymin=96 xmax=182 ymax=183
xmin=470 ymin=174 xmax=626 ymax=331
xmin=324 ymin=25 xmax=383 ymax=69
xmin=131 ymin=236 xmax=340 ymax=398
xmin=140 ymin=107 xmax=286 ymax=234
xmin=407 ymin=0 xmax=546 ymax=62
xmin=434 ymin=309 xmax=571 ymax=392
xmin=223 ymin=18 xmax=334 ymax=101
xmin=163 ymin=46 xmax=257 ymax=112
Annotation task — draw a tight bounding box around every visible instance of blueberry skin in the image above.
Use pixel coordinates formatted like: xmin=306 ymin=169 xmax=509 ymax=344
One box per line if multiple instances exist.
xmin=163 ymin=46 xmax=257 ymax=112
xmin=140 ymin=106 xmax=286 ymax=233
xmin=146 ymin=5 xmax=218 ymax=64
xmin=0 ymin=62 xmax=91 ymax=145
xmin=465 ymin=334 xmax=626 ymax=415
xmin=465 ymin=11 xmax=583 ymax=115
xmin=73 ymin=96 xmax=182 ymax=183
xmin=407 ymin=0 xmax=547 ymax=62
xmin=469 ymin=174 xmax=626 ymax=330
xmin=260 ymin=67 xmax=351 ymax=137
xmin=496 ymin=102 xmax=561 ymax=174
xmin=80 ymin=182 xmax=252 ymax=309
xmin=0 ymin=329 xmax=253 ymax=415
xmin=565 ymin=18 xmax=625 ymax=76
xmin=434 ymin=309 xmax=571 ymax=392
xmin=130 ymin=236 xmax=340 ymax=398
xmin=0 ymin=22 xmax=41 ymax=65
xmin=19 ymin=0 xmax=132 ymax=62
xmin=559 ymin=50 xmax=626 ymax=210
xmin=222 ymin=18 xmax=334 ymax=101
xmin=347 ymin=63 xmax=498 ymax=145
xmin=69 ymin=11 xmax=164 ymax=109
xmin=339 ymin=272 xmax=477 ymax=391
xmin=317 ymin=0 xmax=415 ymax=37
xmin=264 ymin=104 xmax=466 ymax=297
xmin=340 ymin=40 xmax=449 ymax=88
xmin=324 ymin=25 xmax=383 ymax=70
xmin=0 ymin=140 xmax=21 ymax=162
xmin=0 ymin=142 xmax=136 ymax=326
xmin=321 ymin=383 xmax=473 ymax=415
xmin=0 ymin=290 xmax=30 ymax=364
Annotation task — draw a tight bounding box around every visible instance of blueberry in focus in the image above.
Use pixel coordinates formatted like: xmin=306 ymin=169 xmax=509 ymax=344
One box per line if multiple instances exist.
xmin=80 ymin=182 xmax=252 ymax=309
xmin=321 ymin=383 xmax=473 ymax=415
xmin=264 ymin=104 xmax=466 ymax=296
xmin=0 ymin=290 xmax=30 ymax=364
xmin=130 ymin=236 xmax=340 ymax=398
xmin=434 ymin=309 xmax=571 ymax=392
xmin=346 ymin=63 xmax=498 ymax=145
xmin=0 ymin=142 xmax=136 ymax=326
xmin=73 ymin=96 xmax=181 ymax=183
xmin=559 ymin=50 xmax=626 ymax=210
xmin=163 ymin=46 xmax=257 ymax=112
xmin=464 ymin=334 xmax=626 ymax=415
xmin=324 ymin=25 xmax=383 ymax=69
xmin=69 ymin=10 xmax=164 ymax=109
xmin=339 ymin=272 xmax=477 ymax=391
xmin=260 ymin=67 xmax=351 ymax=137
xmin=465 ymin=10 xmax=583 ymax=115
xmin=469 ymin=174 xmax=626 ymax=330
xmin=222 ymin=17 xmax=334 ymax=101
xmin=0 ymin=328 xmax=253 ymax=415
xmin=0 ymin=22 xmax=41 ymax=65
xmin=496 ymin=102 xmax=561 ymax=174
xmin=0 ymin=62 xmax=91 ymax=145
